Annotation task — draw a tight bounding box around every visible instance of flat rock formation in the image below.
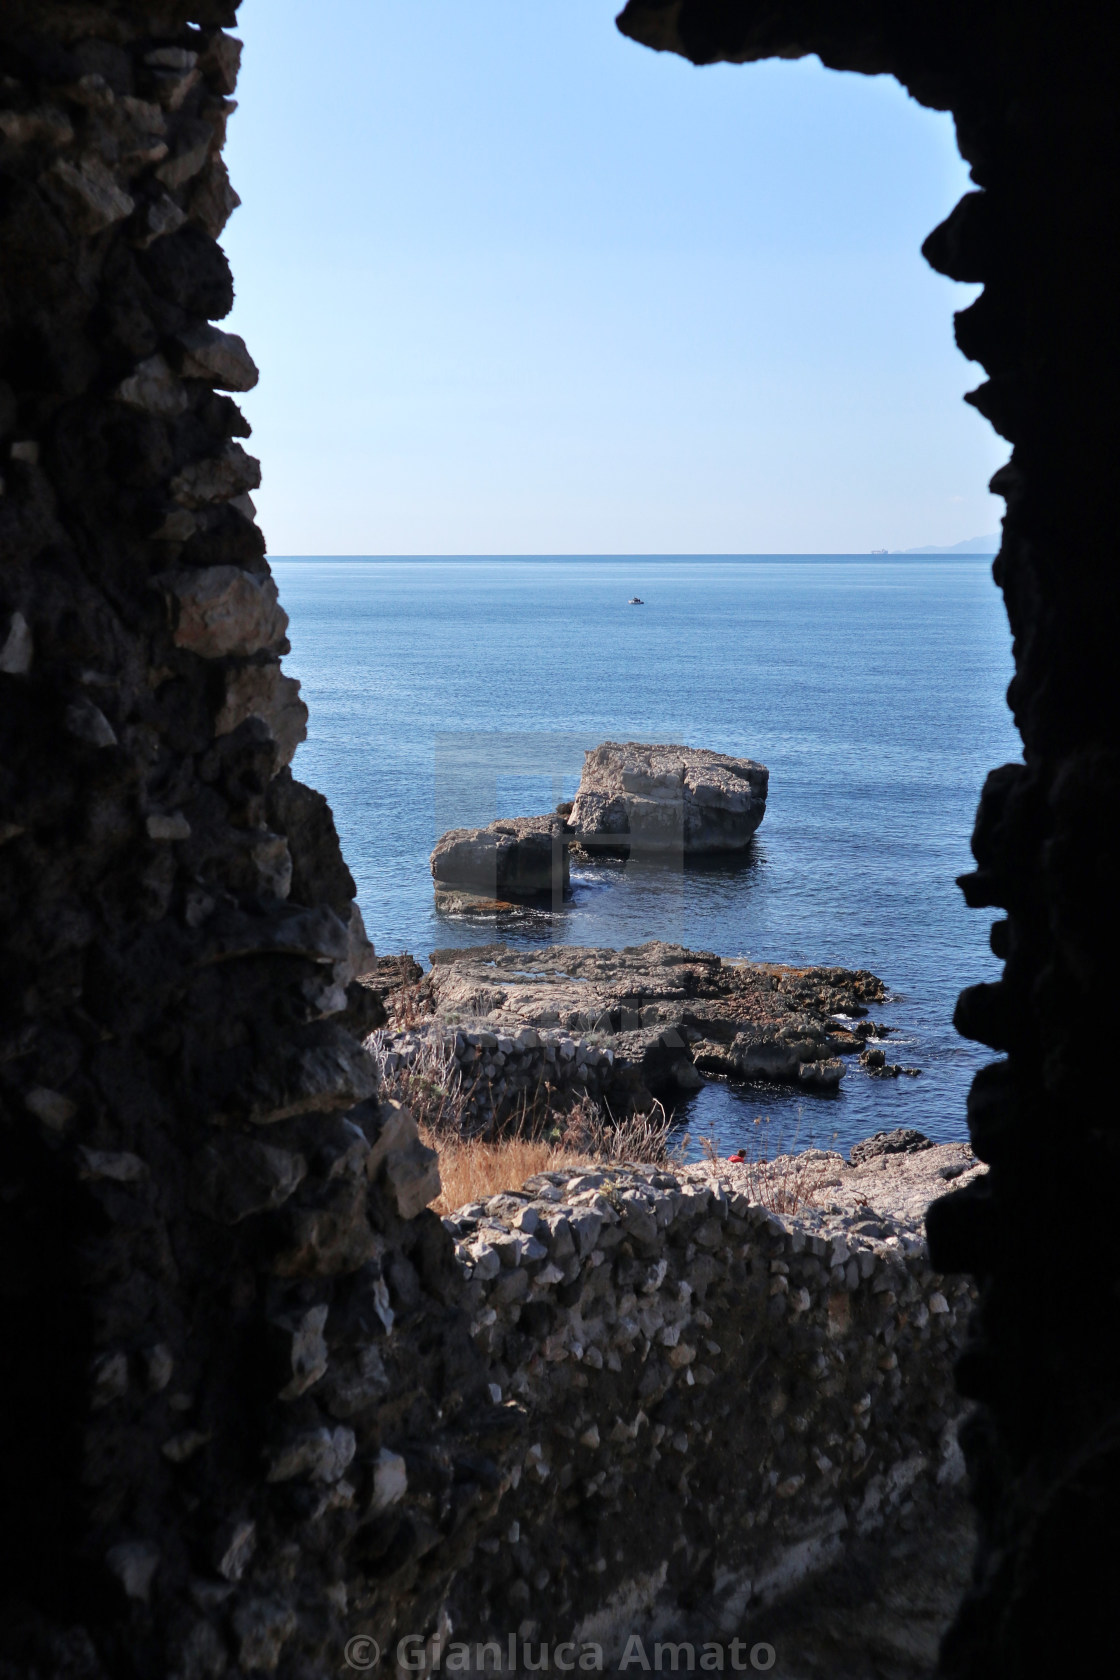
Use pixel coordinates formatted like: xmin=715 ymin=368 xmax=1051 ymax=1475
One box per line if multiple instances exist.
xmin=430 ymin=813 xmax=569 ymax=905
xmin=569 ymin=740 xmax=768 ymax=854
xmin=415 ymin=941 xmax=889 ymax=1105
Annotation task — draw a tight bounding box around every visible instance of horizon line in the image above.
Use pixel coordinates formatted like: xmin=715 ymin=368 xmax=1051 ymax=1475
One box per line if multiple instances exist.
xmin=268 ymin=549 xmax=999 ymax=561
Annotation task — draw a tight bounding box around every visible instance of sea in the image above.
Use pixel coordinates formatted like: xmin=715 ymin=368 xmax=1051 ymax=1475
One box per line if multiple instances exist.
xmin=273 ymin=555 xmax=1020 ymax=1161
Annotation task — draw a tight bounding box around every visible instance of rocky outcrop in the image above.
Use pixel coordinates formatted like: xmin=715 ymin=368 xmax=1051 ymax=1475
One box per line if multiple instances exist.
xmin=430 ymin=814 xmax=569 ymax=906
xmin=569 ymin=741 xmax=768 ymax=854
xmin=400 ymin=942 xmax=892 ymax=1118
xmin=428 ymin=745 xmax=767 ymax=915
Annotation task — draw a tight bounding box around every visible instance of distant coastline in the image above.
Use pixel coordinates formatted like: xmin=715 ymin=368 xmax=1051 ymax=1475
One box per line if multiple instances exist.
xmin=900 ymin=532 xmax=1001 ymax=554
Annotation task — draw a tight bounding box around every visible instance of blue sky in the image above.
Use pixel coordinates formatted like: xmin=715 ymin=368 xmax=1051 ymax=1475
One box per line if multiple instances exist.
xmin=224 ymin=0 xmax=1007 ymax=554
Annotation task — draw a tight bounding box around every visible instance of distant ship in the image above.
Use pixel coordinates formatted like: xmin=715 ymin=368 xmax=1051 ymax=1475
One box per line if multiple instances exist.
xmin=628 ymin=596 xmax=644 ymax=605
xmin=870 ymin=548 xmax=889 ymax=555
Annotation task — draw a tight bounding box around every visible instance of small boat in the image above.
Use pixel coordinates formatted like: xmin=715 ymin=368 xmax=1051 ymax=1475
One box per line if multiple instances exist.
xmin=628 ymin=596 xmax=644 ymax=605
xmin=870 ymin=548 xmax=889 ymax=555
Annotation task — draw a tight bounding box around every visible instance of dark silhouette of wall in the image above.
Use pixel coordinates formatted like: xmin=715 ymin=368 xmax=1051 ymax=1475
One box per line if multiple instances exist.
xmin=617 ymin=2 xmax=1120 ymax=1673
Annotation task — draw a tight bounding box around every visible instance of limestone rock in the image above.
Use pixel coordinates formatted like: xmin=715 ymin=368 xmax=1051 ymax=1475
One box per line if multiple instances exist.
xmin=267 ymin=1426 xmax=356 ymax=1485
xmin=430 ymin=814 xmax=569 ymax=899
xmin=105 ymin=1540 xmax=159 ymax=1603
xmin=164 ymin=566 xmax=287 ymax=659
xmin=371 ymin=1448 xmax=408 ymax=1511
xmin=367 ymin=1100 xmax=441 ymax=1219
xmin=849 ymin=1129 xmax=935 ymax=1165
xmin=114 ymin=354 xmax=188 ymax=418
xmin=0 ymin=611 xmax=32 ymax=675
xmin=171 ymin=440 xmax=261 ymax=507
xmin=177 ymin=324 xmax=260 ymax=392
xmin=569 ymin=741 xmax=768 ymax=854
xmin=215 ymin=664 xmax=308 ymax=768
xmin=45 ymin=157 xmax=134 ymax=232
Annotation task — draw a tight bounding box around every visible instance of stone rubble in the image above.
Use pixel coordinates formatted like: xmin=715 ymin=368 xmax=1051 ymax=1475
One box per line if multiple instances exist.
xmin=440 ymin=1142 xmax=982 ymax=1659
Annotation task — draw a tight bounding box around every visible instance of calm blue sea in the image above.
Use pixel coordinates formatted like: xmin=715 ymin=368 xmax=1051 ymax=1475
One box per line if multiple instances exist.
xmin=273 ymin=556 xmax=1019 ymax=1159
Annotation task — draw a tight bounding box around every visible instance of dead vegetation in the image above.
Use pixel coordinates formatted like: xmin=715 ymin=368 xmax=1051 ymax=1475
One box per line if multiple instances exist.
xmin=699 ymin=1128 xmax=830 ymax=1214
xmin=422 ymin=1098 xmax=681 ymax=1215
xmin=421 ymin=1130 xmax=589 ymax=1215
xmin=367 ymin=1024 xmax=686 ymax=1211
xmin=369 ymin=1023 xmax=825 ymax=1216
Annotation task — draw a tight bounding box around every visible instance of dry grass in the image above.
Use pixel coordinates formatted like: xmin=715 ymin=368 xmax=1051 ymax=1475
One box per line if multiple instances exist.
xmin=414 ymin=1080 xmax=683 ymax=1214
xmin=560 ymin=1093 xmax=679 ymax=1166
xmin=370 ymin=1021 xmax=727 ymax=1214
xmin=367 ymin=1028 xmax=462 ymax=1130
xmin=421 ymin=1128 xmax=592 ymax=1215
xmin=385 ymin=986 xmax=435 ymax=1031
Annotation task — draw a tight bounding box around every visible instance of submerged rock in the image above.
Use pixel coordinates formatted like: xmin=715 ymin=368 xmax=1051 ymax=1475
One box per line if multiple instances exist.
xmin=569 ymin=740 xmax=768 ymax=854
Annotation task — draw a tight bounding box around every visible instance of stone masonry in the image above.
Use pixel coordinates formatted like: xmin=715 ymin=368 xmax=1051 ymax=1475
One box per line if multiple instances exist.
xmin=2 ymin=1 xmax=1117 ymax=1677
xmin=440 ymin=1146 xmax=979 ymax=1669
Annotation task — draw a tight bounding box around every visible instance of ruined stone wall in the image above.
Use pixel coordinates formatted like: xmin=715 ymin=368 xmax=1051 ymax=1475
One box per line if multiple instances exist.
xmin=616 ymin=3 xmax=1120 ymax=1674
xmin=0 ymin=6 xmax=506 ymax=1675
xmin=440 ymin=1159 xmax=975 ymax=1666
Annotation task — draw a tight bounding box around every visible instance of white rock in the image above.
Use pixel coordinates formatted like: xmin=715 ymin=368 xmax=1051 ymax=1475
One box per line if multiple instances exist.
xmin=371 ymin=1447 xmax=408 ymax=1510
xmin=0 ymin=610 xmax=33 ymax=674
xmin=178 ymin=325 xmax=260 ymax=392
xmin=114 ymin=354 xmax=187 ymax=418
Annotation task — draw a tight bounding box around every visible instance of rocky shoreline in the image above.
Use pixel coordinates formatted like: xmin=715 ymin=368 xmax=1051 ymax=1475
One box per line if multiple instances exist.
xmin=364 ymin=941 xmax=917 ymax=1129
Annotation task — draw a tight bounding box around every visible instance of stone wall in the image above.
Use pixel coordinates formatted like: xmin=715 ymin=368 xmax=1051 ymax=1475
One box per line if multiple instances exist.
xmin=377 ymin=1025 xmax=627 ymax=1133
xmin=0 ymin=6 xmax=504 ymax=1674
xmin=439 ymin=1152 xmax=977 ymax=1667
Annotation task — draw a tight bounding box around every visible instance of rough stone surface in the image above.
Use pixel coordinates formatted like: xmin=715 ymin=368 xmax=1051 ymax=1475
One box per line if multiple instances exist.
xmin=0 ymin=9 xmax=500 ymax=1675
xmin=389 ymin=942 xmax=890 ymax=1123
xmin=569 ymin=741 xmax=768 ymax=854
xmin=439 ymin=1145 xmax=980 ymax=1662
xmin=430 ymin=814 xmax=569 ymax=903
xmin=849 ymin=1129 xmax=935 ymax=1166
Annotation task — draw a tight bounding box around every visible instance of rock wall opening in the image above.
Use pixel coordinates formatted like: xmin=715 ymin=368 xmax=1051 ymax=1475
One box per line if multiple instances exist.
xmin=1 ymin=2 xmax=1115 ymax=1677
